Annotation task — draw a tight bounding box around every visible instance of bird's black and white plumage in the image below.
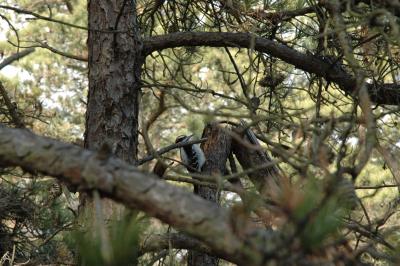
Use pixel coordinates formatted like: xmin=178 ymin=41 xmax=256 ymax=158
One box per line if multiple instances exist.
xmin=175 ymin=134 xmax=205 ymax=173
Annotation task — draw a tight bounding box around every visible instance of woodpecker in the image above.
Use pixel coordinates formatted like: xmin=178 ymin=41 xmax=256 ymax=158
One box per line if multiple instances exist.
xmin=175 ymin=134 xmax=205 ymax=173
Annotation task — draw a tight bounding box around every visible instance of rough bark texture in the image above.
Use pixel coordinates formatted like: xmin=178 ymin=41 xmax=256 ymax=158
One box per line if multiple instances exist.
xmin=197 ymin=123 xmax=232 ymax=200
xmin=86 ymin=0 xmax=142 ymax=161
xmin=0 ymin=126 xmax=262 ymax=265
xmin=142 ymin=32 xmax=400 ymax=105
xmin=232 ymin=126 xmax=281 ymax=197
xmin=84 ymin=0 xmax=143 ymax=215
xmin=188 ymin=123 xmax=231 ymax=266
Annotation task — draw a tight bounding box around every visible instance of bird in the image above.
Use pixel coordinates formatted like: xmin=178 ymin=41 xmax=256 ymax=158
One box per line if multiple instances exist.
xmin=175 ymin=134 xmax=205 ymax=173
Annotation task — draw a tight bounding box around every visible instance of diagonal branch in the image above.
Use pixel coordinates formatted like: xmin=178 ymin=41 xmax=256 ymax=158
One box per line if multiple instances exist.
xmin=0 ymin=48 xmax=35 ymax=70
xmin=0 ymin=5 xmax=124 ymax=33
xmin=34 ymin=41 xmax=87 ymax=61
xmin=0 ymin=5 xmax=88 ymax=31
xmin=137 ymin=137 xmax=207 ymax=165
xmin=0 ymin=125 xmax=262 ymax=266
xmin=142 ymin=32 xmax=400 ymax=105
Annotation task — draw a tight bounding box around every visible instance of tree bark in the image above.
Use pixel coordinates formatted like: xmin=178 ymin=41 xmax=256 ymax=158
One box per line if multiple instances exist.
xmin=142 ymin=32 xmax=400 ymax=105
xmin=232 ymin=125 xmax=281 ymax=198
xmin=0 ymin=125 xmax=263 ymax=266
xmin=188 ymin=123 xmax=231 ymax=266
xmin=84 ymin=0 xmax=143 ymax=216
xmin=86 ymin=0 xmax=142 ymax=163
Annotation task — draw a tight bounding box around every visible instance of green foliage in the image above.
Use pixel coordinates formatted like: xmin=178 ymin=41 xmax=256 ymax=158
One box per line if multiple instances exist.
xmin=293 ymin=179 xmax=349 ymax=249
xmin=72 ymin=211 xmax=148 ymax=266
xmin=0 ymin=175 xmax=75 ymax=264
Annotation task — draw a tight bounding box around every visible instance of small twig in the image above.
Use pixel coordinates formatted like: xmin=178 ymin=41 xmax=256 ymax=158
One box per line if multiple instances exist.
xmin=144 ymin=90 xmax=166 ymax=132
xmin=141 ymin=82 xmax=248 ymax=106
xmin=354 ymin=184 xmax=400 ymax=190
xmin=224 ymin=47 xmax=249 ymax=99
xmin=0 ymin=13 xmax=21 ymax=53
xmin=145 ymin=250 xmax=168 ymax=266
xmin=38 ymin=222 xmax=74 ymax=247
xmin=0 ymin=5 xmax=125 ymax=33
xmin=140 ymin=90 xmax=167 ymax=160
xmin=0 ymin=81 xmax=25 ymax=128
xmin=137 ymin=137 xmax=207 ymax=165
xmin=8 ymin=40 xmax=87 ymax=62
xmin=344 ymin=219 xmax=395 ymax=250
xmin=163 ymin=175 xmax=244 ymax=195
xmin=35 ymin=41 xmax=87 ymax=61
xmin=0 ymin=4 xmax=88 ymax=31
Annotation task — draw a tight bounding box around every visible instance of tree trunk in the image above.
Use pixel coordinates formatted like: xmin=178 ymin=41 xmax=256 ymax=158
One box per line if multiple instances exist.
xmin=188 ymin=123 xmax=231 ymax=266
xmin=232 ymin=125 xmax=281 ymax=198
xmin=83 ymin=0 xmax=143 ymax=216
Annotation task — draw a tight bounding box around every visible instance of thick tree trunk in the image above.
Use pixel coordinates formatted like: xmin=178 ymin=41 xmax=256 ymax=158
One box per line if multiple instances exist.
xmin=188 ymin=123 xmax=231 ymax=266
xmin=83 ymin=0 xmax=143 ymax=216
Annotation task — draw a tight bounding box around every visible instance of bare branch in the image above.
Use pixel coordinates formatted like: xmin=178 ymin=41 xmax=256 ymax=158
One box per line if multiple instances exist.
xmin=0 ymin=5 xmax=88 ymax=31
xmin=0 ymin=5 xmax=123 ymax=33
xmin=142 ymin=32 xmax=400 ymax=105
xmin=250 ymin=6 xmax=316 ymax=22
xmin=354 ymin=184 xmax=400 ymax=190
xmin=137 ymin=137 xmax=207 ymax=165
xmin=7 ymin=40 xmax=87 ymax=62
xmin=0 ymin=48 xmax=35 ymax=70
xmin=35 ymin=41 xmax=87 ymax=61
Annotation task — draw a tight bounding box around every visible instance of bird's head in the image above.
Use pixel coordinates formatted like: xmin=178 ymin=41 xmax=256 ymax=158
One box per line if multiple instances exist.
xmin=175 ymin=134 xmax=193 ymax=143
